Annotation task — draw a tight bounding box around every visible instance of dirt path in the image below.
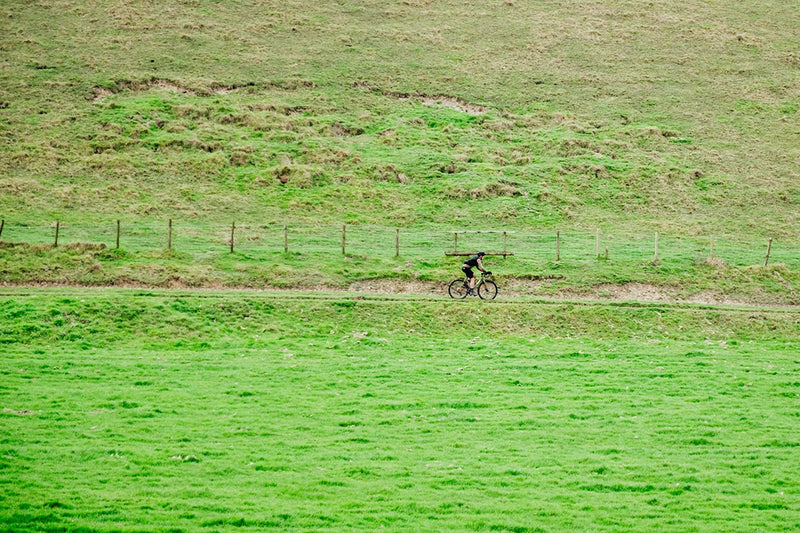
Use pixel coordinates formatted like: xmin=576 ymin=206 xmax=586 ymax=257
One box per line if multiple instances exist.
xmin=2 ymin=280 xmax=797 ymax=308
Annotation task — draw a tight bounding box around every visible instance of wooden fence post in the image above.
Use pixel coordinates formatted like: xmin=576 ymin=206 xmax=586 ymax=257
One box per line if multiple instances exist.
xmin=764 ymin=238 xmax=773 ymax=267
xmin=654 ymin=231 xmax=659 ymax=262
xmin=230 ymin=221 xmax=235 ymax=253
xmin=395 ymin=228 xmax=400 ymax=257
xmin=0 ymin=219 xmax=4 ymax=239
xmin=284 ymin=224 xmax=288 ymax=253
xmin=168 ymin=219 xmax=173 ymax=250
xmin=556 ymin=230 xmax=561 ymax=262
xmin=54 ymin=221 xmax=60 ymax=247
xmin=116 ymin=220 xmax=120 ymax=250
xmin=503 ymin=231 xmax=508 ymax=259
xmin=453 ymin=232 xmax=458 ymax=253
xmin=342 ymin=224 xmax=346 ymax=255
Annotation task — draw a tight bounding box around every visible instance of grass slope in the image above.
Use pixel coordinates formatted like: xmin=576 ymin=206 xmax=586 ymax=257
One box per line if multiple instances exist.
xmin=2 ymin=236 xmax=800 ymax=304
xmin=1 ymin=0 xmax=799 ymax=234
xmin=2 ymin=290 xmax=800 ymax=531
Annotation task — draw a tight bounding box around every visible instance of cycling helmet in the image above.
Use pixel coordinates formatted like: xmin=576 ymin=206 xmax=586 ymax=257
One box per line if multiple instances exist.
xmin=477 ymin=251 xmax=486 ymax=256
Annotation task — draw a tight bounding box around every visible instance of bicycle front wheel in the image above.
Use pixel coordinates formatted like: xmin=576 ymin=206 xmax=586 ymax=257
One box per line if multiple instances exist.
xmin=478 ymin=280 xmax=498 ymax=300
xmin=448 ymin=279 xmax=469 ymax=299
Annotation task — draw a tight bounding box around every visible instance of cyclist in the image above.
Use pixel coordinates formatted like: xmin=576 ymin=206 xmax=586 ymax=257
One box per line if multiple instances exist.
xmin=462 ymin=251 xmax=491 ymax=296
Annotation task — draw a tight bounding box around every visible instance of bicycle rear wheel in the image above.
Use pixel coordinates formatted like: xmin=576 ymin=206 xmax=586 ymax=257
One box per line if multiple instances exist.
xmin=478 ymin=280 xmax=498 ymax=300
xmin=448 ymin=279 xmax=469 ymax=299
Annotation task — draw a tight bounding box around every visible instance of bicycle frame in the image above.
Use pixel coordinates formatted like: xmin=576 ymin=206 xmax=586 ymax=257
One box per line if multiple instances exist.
xmin=448 ymin=272 xmax=497 ymax=300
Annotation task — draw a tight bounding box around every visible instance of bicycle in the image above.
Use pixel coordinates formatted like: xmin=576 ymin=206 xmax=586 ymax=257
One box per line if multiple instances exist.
xmin=448 ymin=271 xmax=498 ymax=300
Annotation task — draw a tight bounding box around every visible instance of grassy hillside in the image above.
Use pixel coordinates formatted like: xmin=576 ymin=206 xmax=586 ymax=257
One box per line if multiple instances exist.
xmin=2 ymin=0 xmax=799 ymax=232
xmin=1 ymin=1 xmax=799 ymax=295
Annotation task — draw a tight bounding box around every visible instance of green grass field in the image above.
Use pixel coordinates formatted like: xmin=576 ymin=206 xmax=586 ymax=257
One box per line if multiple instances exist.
xmin=2 ymin=289 xmax=799 ymax=531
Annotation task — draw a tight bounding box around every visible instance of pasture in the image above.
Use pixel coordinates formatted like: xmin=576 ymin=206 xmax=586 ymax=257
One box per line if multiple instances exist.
xmin=2 ymin=289 xmax=799 ymax=531
xmin=3 ymin=0 xmax=800 ymax=238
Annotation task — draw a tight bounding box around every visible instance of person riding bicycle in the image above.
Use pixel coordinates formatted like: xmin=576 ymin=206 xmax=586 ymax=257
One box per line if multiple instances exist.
xmin=462 ymin=251 xmax=491 ymax=296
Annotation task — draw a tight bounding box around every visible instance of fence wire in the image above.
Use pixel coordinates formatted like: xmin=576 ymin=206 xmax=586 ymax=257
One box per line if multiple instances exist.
xmin=0 ymin=221 xmax=795 ymax=268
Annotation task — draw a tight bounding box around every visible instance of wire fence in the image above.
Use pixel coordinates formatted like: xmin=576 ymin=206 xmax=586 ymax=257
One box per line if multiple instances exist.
xmin=0 ymin=219 xmax=795 ymax=268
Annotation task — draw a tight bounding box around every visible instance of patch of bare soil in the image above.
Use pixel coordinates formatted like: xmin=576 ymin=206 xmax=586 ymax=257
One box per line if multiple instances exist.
xmin=353 ymin=82 xmax=488 ymax=115
xmin=551 ymin=283 xmax=775 ymax=306
xmin=92 ymin=79 xmax=199 ymax=102
xmin=348 ymin=279 xmax=444 ymax=295
xmin=420 ymin=96 xmax=488 ymax=115
xmin=584 ymin=282 xmax=678 ymax=302
xmin=563 ymin=283 xmax=792 ymax=306
xmin=92 ymin=87 xmax=114 ymax=102
xmin=683 ymin=291 xmax=772 ymax=306
xmin=91 ymin=78 xmax=316 ymax=102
